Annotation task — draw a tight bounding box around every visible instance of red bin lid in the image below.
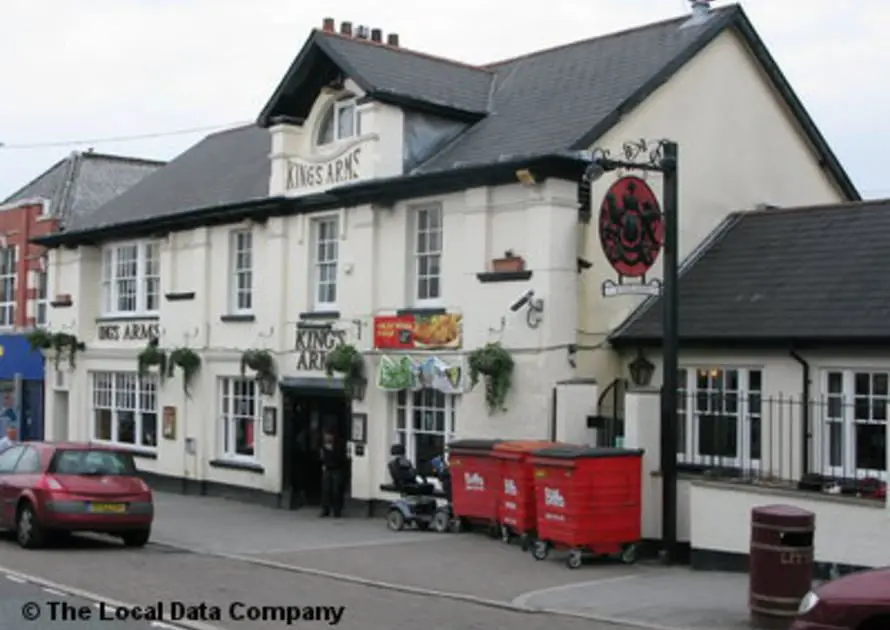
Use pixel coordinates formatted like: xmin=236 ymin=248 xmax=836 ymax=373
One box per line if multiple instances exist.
xmin=448 ymin=439 xmax=503 ymax=453
xmin=532 ymin=446 xmax=644 ymax=459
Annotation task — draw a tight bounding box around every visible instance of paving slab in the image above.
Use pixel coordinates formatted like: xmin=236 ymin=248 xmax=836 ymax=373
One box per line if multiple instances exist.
xmin=151 ymin=492 xmax=434 ymax=554
xmin=518 ymin=567 xmax=754 ymax=630
xmin=246 ymin=534 xmax=642 ymax=602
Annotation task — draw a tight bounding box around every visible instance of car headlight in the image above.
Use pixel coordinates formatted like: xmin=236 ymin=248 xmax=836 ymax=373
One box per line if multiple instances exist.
xmin=798 ymin=591 xmax=820 ymax=615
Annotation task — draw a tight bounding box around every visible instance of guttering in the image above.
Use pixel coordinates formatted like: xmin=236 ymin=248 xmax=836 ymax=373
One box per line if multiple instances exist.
xmin=789 ymin=349 xmax=811 ymax=476
xmin=33 ymin=153 xmax=588 ymax=249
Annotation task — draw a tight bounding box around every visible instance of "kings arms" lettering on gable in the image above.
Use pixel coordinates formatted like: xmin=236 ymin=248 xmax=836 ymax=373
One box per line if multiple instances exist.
xmin=286 ymin=147 xmax=361 ymax=190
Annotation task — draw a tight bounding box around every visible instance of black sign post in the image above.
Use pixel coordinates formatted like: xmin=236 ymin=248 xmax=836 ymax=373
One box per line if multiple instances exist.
xmin=583 ymin=139 xmax=680 ymax=565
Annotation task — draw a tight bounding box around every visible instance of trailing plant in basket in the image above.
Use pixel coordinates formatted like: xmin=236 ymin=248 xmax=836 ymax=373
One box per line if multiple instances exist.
xmin=324 ymin=343 xmax=366 ymax=399
xmin=137 ymin=338 xmax=167 ymax=380
xmin=240 ymin=349 xmax=277 ymax=393
xmin=26 ymin=329 xmax=86 ymax=368
xmin=468 ymin=342 xmax=514 ymax=414
xmin=167 ymin=347 xmax=202 ymax=397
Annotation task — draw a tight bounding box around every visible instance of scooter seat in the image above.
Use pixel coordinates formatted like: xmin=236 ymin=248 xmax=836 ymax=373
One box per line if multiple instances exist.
xmin=379 ymin=483 xmax=446 ymax=498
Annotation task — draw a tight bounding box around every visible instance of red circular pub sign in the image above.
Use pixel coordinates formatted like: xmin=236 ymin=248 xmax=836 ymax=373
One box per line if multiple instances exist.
xmin=598 ymin=176 xmax=663 ymax=278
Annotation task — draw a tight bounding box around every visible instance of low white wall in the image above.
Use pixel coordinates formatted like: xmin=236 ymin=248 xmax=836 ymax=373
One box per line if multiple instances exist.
xmin=690 ymin=481 xmax=890 ymax=568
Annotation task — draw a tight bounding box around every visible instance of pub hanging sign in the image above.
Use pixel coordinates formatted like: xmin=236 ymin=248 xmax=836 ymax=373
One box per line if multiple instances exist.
xmin=295 ymin=325 xmax=347 ymax=371
xmin=599 ymin=175 xmax=664 ymax=297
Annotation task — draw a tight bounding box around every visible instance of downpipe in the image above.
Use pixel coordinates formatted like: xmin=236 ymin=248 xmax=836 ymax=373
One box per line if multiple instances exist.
xmin=790 ymin=349 xmax=811 ymax=476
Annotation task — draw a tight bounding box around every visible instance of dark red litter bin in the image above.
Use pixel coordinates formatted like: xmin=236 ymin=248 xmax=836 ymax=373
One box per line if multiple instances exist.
xmin=492 ymin=440 xmax=560 ymax=549
xmin=529 ymin=446 xmax=643 ymax=569
xmin=448 ymin=439 xmax=502 ymax=533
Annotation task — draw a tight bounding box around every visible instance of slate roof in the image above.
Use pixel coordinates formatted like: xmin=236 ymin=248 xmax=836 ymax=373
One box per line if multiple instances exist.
xmin=2 ymin=152 xmax=163 ymax=228
xmin=610 ymin=199 xmax=890 ymax=346
xmin=71 ymin=125 xmax=270 ymax=232
xmin=41 ymin=3 xmax=858 ymax=243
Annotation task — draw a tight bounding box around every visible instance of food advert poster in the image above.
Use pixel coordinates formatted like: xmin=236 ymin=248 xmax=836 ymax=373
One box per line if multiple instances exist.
xmin=373 ymin=313 xmax=462 ymax=350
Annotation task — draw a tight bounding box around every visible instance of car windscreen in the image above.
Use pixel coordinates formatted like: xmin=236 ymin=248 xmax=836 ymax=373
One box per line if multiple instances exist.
xmin=49 ymin=449 xmax=138 ymax=476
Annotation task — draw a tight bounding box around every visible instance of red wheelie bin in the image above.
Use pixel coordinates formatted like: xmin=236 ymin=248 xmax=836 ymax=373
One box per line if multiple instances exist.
xmin=448 ymin=439 xmax=502 ymax=535
xmin=529 ymin=446 xmax=643 ymax=569
xmin=492 ymin=440 xmax=559 ymax=550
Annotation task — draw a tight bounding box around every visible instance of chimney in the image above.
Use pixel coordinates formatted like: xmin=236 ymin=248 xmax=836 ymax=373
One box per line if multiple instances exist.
xmin=340 ymin=21 xmax=352 ymax=36
xmin=355 ymin=25 xmax=369 ymax=39
xmin=386 ymin=33 xmax=399 ymax=47
xmin=322 ymin=17 xmax=335 ymax=32
xmin=681 ymin=0 xmax=713 ymax=28
xmin=371 ymin=28 xmax=382 ymax=43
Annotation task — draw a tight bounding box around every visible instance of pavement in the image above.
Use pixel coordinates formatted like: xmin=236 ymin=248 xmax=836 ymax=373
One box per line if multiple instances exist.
xmin=148 ymin=492 xmax=758 ymax=630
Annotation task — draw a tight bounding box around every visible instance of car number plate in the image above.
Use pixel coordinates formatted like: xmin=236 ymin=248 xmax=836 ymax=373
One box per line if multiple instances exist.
xmin=89 ymin=503 xmax=126 ymax=514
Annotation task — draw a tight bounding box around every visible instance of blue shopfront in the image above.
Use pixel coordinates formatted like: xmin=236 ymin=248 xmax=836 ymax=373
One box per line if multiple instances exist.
xmin=0 ymin=334 xmax=45 ymax=441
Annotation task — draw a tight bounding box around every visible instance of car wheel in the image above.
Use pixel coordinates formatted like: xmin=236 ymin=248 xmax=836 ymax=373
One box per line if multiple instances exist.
xmin=16 ymin=503 xmax=46 ymax=549
xmin=121 ymin=528 xmax=151 ymax=548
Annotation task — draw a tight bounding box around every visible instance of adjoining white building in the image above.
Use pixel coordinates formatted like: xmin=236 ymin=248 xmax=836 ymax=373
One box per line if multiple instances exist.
xmin=35 ymin=4 xmax=857 ymax=512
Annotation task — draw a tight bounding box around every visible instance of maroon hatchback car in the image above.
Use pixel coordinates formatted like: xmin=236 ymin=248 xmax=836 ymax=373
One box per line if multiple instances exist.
xmin=793 ymin=567 xmax=890 ymax=629
xmin=0 ymin=442 xmax=153 ymax=549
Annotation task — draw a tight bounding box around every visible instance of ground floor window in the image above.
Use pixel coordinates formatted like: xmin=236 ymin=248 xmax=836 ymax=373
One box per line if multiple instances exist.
xmin=822 ymin=370 xmax=887 ymax=480
xmin=92 ymin=372 xmax=158 ymax=448
xmin=219 ymin=377 xmax=257 ymax=461
xmin=677 ymin=367 xmax=762 ymax=470
xmin=395 ymin=388 xmax=457 ymax=476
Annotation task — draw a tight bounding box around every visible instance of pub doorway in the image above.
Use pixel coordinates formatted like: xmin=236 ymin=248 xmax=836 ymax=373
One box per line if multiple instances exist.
xmin=280 ymin=385 xmax=351 ymax=510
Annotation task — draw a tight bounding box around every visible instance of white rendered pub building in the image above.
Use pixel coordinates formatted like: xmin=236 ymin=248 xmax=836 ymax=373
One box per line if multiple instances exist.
xmin=35 ymin=6 xmax=857 ymax=508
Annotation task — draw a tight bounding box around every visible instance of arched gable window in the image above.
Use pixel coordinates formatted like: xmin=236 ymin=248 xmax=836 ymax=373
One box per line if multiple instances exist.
xmin=316 ymin=96 xmax=359 ymax=146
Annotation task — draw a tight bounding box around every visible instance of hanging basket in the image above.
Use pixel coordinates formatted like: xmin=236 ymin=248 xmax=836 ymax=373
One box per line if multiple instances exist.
xmin=468 ymin=342 xmax=514 ymax=414
xmin=324 ymin=344 xmax=367 ymax=400
xmin=168 ymin=347 xmax=202 ymax=397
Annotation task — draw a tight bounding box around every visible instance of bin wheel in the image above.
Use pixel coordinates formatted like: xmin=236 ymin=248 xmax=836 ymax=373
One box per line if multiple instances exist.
xmin=620 ymin=544 xmax=638 ymax=565
xmin=500 ymin=525 xmax=511 ymax=544
xmin=567 ymin=549 xmax=584 ymax=570
xmin=450 ymin=517 xmax=462 ymax=533
xmin=532 ymin=540 xmax=549 ymax=561
xmin=488 ymin=523 xmax=500 ymax=539
xmin=520 ymin=534 xmax=532 ymax=552
xmin=432 ymin=511 xmax=451 ymax=533
xmin=386 ymin=509 xmax=406 ymax=532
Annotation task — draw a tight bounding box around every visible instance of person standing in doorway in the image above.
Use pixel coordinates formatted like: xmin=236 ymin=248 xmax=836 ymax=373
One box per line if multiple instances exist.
xmin=319 ymin=431 xmax=345 ymax=518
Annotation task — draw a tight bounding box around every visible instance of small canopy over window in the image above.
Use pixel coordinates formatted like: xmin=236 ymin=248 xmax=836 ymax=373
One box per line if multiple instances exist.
xmin=316 ymin=95 xmax=360 ymax=145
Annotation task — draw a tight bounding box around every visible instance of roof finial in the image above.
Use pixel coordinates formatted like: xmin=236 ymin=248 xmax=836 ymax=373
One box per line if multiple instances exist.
xmin=681 ymin=0 xmax=714 ymax=28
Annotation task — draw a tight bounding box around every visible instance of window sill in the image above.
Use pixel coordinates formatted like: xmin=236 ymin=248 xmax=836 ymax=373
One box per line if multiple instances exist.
xmin=220 ymin=314 xmax=255 ymax=323
xmin=476 ymin=270 xmax=533 ymax=283
xmin=396 ymin=307 xmax=447 ymax=317
xmin=209 ymin=459 xmax=265 ymax=474
xmin=165 ymin=291 xmax=196 ymax=302
xmin=299 ymin=310 xmax=340 ymax=321
xmin=95 ymin=315 xmax=160 ymax=323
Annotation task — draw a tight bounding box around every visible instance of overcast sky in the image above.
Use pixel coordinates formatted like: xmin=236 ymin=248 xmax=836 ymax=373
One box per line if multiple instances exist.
xmin=1 ymin=0 xmax=887 ymax=199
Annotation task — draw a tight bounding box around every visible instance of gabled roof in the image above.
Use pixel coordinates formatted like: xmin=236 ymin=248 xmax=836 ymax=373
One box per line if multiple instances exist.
xmin=37 ymin=4 xmax=859 ymax=247
xmin=70 ymin=125 xmax=270 ymax=232
xmin=611 ymin=199 xmax=890 ymax=347
xmin=2 ymin=152 xmax=163 ymax=227
xmin=258 ymin=5 xmax=858 ymax=200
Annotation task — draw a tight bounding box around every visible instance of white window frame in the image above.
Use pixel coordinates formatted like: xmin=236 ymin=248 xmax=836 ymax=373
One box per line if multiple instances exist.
xmin=219 ymin=377 xmax=259 ymax=463
xmin=0 ymin=245 xmax=16 ymax=327
xmin=312 ymin=215 xmax=339 ymax=311
xmin=820 ymin=369 xmax=888 ymax=481
xmin=333 ymin=98 xmax=358 ymax=141
xmin=35 ymin=255 xmax=48 ymax=326
xmin=229 ymin=230 xmax=253 ymax=314
xmin=413 ymin=204 xmax=443 ymax=306
xmin=395 ymin=388 xmax=457 ymax=474
xmin=90 ymin=371 xmax=159 ymax=451
xmin=100 ymin=241 xmax=160 ymax=316
xmin=677 ymin=367 xmax=762 ymax=471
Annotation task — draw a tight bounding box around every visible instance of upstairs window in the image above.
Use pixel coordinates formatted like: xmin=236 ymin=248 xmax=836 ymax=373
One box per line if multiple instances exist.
xmin=101 ymin=242 xmax=160 ymax=316
xmin=229 ymin=230 xmax=253 ymax=314
xmin=317 ymin=97 xmax=359 ymax=145
xmin=312 ymin=216 xmax=339 ymax=310
xmin=414 ymin=205 xmax=443 ymax=304
xmin=35 ymin=255 xmax=48 ymax=326
xmin=0 ymin=245 xmax=16 ymax=327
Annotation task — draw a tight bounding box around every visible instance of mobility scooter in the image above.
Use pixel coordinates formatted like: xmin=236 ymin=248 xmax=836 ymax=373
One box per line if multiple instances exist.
xmin=381 ymin=445 xmax=454 ymax=533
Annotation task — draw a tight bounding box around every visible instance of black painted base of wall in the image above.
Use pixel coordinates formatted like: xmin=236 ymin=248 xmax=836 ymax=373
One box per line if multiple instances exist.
xmin=140 ymin=470 xmax=390 ymax=516
xmin=691 ymin=547 xmax=869 ymax=581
